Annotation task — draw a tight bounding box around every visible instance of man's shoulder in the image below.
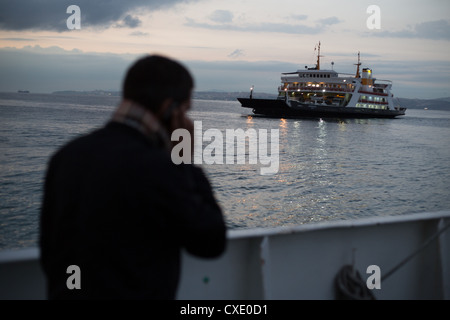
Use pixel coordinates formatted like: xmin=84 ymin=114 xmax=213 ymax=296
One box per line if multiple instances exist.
xmin=52 ymin=126 xmax=106 ymax=157
xmin=49 ymin=123 xmax=171 ymax=169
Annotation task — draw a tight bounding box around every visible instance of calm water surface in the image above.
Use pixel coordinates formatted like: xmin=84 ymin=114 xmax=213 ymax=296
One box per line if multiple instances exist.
xmin=1 ymin=93 xmax=450 ymax=250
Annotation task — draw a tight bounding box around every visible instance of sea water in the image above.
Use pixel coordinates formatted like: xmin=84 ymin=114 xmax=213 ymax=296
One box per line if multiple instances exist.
xmin=1 ymin=92 xmax=450 ymax=250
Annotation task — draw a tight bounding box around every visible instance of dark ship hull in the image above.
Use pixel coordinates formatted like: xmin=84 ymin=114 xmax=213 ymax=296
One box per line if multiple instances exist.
xmin=238 ymin=98 xmax=406 ymax=119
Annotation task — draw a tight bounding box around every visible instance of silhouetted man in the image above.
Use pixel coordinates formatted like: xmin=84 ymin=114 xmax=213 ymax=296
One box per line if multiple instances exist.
xmin=40 ymin=55 xmax=226 ymax=299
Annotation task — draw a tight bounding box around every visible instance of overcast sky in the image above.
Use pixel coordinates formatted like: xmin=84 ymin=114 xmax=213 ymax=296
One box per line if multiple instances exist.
xmin=0 ymin=0 xmax=449 ymax=98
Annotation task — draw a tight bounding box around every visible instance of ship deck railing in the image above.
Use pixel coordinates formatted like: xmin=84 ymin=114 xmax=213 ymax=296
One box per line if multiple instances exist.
xmin=279 ymin=86 xmax=354 ymax=93
xmin=358 ymin=89 xmax=389 ymax=96
xmin=0 ymin=211 xmax=449 ymax=300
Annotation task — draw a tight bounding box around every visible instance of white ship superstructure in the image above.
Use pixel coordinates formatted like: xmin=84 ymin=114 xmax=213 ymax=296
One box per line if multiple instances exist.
xmin=238 ymin=42 xmax=406 ymax=119
xmin=278 ymin=44 xmax=396 ymax=111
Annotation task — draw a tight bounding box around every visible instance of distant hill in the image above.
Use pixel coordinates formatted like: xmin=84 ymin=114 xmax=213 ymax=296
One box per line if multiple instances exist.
xmin=51 ymin=90 xmax=277 ymax=101
xmin=193 ymin=91 xmax=277 ymax=101
xmin=50 ymin=90 xmax=450 ymax=110
xmin=52 ymin=90 xmax=120 ymax=96
xmin=396 ymin=97 xmax=450 ymax=110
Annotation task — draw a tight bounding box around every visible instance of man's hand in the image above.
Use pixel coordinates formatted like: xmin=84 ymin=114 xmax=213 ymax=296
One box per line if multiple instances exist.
xmin=169 ymin=101 xmax=194 ymax=161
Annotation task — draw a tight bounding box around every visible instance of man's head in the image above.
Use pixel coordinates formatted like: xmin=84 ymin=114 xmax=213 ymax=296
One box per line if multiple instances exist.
xmin=122 ymin=55 xmax=194 ymax=117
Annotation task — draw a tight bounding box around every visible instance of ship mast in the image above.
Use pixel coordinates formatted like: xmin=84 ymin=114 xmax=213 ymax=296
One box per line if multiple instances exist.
xmin=354 ymin=51 xmax=361 ymax=78
xmin=315 ymin=41 xmax=322 ymax=70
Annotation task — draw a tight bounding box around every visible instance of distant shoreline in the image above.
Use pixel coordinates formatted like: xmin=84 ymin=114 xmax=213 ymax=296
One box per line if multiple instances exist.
xmin=49 ymin=90 xmax=278 ymax=101
xmin=2 ymin=91 xmax=450 ymax=110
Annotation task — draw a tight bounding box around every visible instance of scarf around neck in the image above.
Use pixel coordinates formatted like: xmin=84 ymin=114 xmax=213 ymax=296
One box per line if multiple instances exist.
xmin=111 ymin=100 xmax=171 ymax=150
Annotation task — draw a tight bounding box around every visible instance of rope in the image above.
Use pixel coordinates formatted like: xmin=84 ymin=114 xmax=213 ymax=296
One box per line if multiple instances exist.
xmin=335 ymin=265 xmax=376 ymax=300
xmin=334 ymin=219 xmax=450 ymax=299
xmin=382 ymin=220 xmax=450 ymax=282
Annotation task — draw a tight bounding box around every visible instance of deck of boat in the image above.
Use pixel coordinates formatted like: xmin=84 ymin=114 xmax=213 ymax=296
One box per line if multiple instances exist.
xmin=0 ymin=211 xmax=449 ymax=300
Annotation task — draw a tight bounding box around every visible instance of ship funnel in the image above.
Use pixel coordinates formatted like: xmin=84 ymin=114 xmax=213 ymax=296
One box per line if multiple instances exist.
xmin=362 ymin=68 xmax=372 ymax=79
xmin=361 ymin=68 xmax=373 ymax=90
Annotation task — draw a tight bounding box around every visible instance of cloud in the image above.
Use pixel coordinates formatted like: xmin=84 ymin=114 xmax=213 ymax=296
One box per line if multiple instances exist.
xmin=290 ymin=14 xmax=308 ymax=21
xmin=129 ymin=31 xmax=150 ymax=37
xmin=371 ymin=19 xmax=450 ymax=41
xmin=0 ymin=38 xmax=36 ymax=42
xmin=115 ymin=14 xmax=142 ymax=28
xmin=184 ymin=15 xmax=342 ymax=35
xmin=185 ymin=59 xmax=299 ymax=92
xmin=1 ymin=46 xmax=448 ymax=99
xmin=0 ymin=46 xmax=135 ymax=92
xmin=317 ymin=16 xmax=342 ymax=26
xmin=209 ymin=10 xmax=234 ymax=23
xmin=0 ymin=0 xmax=195 ymax=31
xmin=0 ymin=45 xmax=298 ymax=93
xmin=228 ymin=49 xmax=244 ymax=59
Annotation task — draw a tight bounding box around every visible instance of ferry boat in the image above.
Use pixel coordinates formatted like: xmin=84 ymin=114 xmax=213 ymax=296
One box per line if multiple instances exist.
xmin=238 ymin=43 xmax=406 ymax=119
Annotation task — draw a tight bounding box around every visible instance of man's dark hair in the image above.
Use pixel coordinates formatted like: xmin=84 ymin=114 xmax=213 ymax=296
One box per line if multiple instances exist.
xmin=123 ymin=55 xmax=194 ymax=112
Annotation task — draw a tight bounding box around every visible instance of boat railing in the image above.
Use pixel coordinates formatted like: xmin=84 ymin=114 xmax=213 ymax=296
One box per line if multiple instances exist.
xmin=0 ymin=211 xmax=449 ymax=299
xmin=359 ymin=99 xmax=389 ymax=105
xmin=358 ymin=89 xmax=389 ymax=96
xmin=375 ymin=79 xmax=392 ymax=85
xmin=279 ymin=86 xmax=353 ymax=93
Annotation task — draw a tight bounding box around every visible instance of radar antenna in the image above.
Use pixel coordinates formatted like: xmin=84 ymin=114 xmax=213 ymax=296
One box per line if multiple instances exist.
xmin=315 ymin=41 xmax=323 ymax=70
